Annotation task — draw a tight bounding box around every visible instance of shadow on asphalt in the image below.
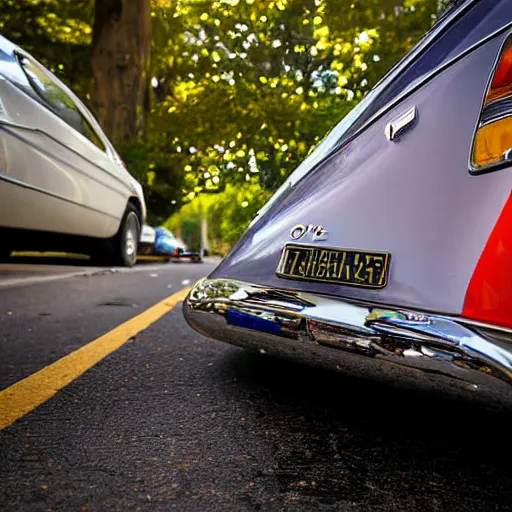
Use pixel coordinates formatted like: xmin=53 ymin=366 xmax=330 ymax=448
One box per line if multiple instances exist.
xmin=218 ymin=350 xmax=511 ymax=509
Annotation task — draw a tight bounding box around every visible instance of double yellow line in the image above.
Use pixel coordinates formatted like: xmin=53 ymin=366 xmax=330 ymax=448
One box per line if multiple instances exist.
xmin=0 ymin=286 xmax=191 ymax=430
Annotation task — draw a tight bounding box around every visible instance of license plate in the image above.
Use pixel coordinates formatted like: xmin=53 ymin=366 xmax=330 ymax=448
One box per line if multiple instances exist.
xmin=276 ymin=244 xmax=390 ymax=288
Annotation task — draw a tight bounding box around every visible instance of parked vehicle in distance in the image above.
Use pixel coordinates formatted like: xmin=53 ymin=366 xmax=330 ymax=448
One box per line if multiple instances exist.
xmin=153 ymin=227 xmax=182 ymax=257
xmin=153 ymin=227 xmax=202 ymax=262
xmin=138 ymin=226 xmax=202 ymax=262
xmin=184 ymin=0 xmax=512 ymax=408
xmin=0 ymin=35 xmax=146 ymax=266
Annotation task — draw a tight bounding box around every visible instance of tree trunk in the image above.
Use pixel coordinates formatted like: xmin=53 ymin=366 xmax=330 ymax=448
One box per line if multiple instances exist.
xmin=92 ymin=0 xmax=151 ymax=143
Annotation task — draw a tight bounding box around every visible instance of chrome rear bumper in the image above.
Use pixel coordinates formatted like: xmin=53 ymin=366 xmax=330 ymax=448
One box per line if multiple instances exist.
xmin=183 ymin=278 xmax=512 ymax=408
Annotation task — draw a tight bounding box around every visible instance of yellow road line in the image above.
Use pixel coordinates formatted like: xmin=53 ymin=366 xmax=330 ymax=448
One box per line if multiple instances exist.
xmin=0 ymin=286 xmax=192 ymax=430
xmin=11 ymin=251 xmax=89 ymax=260
xmin=137 ymin=255 xmax=170 ymax=262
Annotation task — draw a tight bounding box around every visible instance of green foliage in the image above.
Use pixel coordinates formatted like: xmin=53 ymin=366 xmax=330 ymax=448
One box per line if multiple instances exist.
xmin=166 ymin=181 xmax=271 ymax=254
xmin=150 ymin=0 xmax=438 ymax=199
xmin=207 ymin=181 xmax=271 ymax=251
xmin=115 ymin=139 xmax=186 ymax=225
xmin=1 ymin=0 xmax=93 ymax=99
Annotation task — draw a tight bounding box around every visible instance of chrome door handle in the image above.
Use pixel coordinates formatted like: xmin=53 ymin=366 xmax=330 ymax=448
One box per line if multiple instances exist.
xmin=385 ymin=106 xmax=417 ymax=142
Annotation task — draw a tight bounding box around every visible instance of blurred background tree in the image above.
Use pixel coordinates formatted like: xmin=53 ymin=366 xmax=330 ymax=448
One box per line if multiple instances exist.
xmin=92 ymin=0 xmax=152 ymax=142
xmin=1 ymin=0 xmax=440 ymax=251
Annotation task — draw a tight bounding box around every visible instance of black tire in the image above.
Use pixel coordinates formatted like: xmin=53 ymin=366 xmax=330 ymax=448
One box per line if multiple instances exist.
xmin=112 ymin=204 xmax=141 ymax=267
xmin=89 ymin=205 xmax=141 ymax=267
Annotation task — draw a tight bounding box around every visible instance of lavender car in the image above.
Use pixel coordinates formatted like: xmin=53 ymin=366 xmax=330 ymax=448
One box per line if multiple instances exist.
xmin=184 ymin=0 xmax=512 ymax=407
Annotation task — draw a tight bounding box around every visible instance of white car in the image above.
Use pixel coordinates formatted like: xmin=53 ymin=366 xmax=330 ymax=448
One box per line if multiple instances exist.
xmin=0 ymin=35 xmax=146 ymax=266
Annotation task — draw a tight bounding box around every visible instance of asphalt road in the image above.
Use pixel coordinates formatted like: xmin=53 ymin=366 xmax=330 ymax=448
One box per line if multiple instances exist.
xmin=0 ymin=258 xmax=511 ymax=511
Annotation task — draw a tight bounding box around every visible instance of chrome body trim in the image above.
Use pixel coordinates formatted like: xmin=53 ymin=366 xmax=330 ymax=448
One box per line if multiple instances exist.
xmin=385 ymin=106 xmax=418 ymax=141
xmin=480 ymin=96 xmax=512 ymax=126
xmin=184 ymin=278 xmax=512 ymax=407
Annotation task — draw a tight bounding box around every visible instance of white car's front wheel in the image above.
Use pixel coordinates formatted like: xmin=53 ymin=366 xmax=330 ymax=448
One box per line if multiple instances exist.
xmin=115 ymin=205 xmax=141 ymax=267
xmin=92 ymin=204 xmax=141 ymax=267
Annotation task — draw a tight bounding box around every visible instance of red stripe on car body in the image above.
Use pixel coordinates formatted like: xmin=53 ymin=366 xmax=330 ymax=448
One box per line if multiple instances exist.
xmin=463 ymin=192 xmax=512 ymax=329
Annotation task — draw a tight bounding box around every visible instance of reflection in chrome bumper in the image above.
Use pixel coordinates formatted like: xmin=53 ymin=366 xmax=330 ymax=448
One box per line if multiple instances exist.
xmin=183 ymin=278 xmax=512 ymax=408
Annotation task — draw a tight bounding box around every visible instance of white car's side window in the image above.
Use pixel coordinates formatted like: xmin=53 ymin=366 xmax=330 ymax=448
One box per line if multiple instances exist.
xmin=17 ymin=54 xmax=106 ymax=152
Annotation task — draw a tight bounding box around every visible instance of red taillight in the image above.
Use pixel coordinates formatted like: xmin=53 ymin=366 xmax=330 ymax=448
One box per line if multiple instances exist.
xmin=462 ymin=193 xmax=512 ymax=330
xmin=471 ymin=35 xmax=512 ymax=171
xmin=488 ymin=41 xmax=512 ymax=101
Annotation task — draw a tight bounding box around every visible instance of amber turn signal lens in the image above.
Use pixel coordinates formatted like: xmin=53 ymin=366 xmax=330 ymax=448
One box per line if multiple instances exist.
xmin=471 ymin=36 xmax=512 ymax=171
xmin=473 ymin=117 xmax=512 ymax=168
